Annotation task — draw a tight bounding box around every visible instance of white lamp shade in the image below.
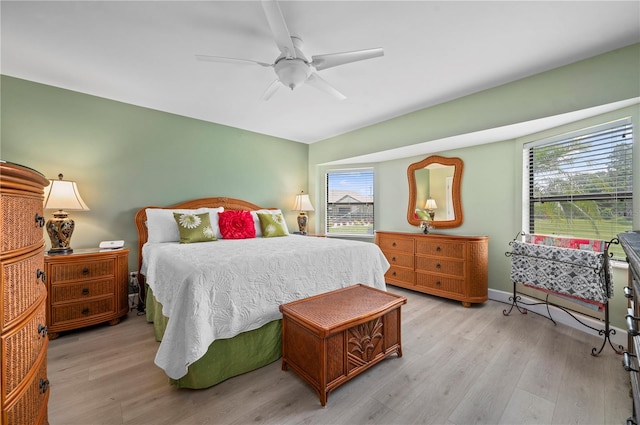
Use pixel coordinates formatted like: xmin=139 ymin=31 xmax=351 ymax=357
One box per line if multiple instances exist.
xmin=425 ymin=199 xmax=438 ymax=210
xmin=44 ymin=178 xmax=90 ymax=211
xmin=293 ymin=193 xmax=314 ymax=212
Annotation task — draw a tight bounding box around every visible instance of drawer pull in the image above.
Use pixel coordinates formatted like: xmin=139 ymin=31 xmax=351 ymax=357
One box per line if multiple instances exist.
xmin=625 ymin=286 xmax=634 ymax=299
xmin=392 ymin=271 xmax=397 ymax=276
xmin=436 ymin=281 xmax=441 ymax=286
xmin=392 ymin=242 xmax=397 ymax=247
xmin=82 ymin=308 xmax=90 ymax=315
xmin=82 ymin=268 xmax=90 ymax=275
xmin=392 ymin=256 xmax=396 ymax=262
xmin=436 ymin=263 xmax=441 ymax=269
xmin=82 ymin=287 xmax=90 ymax=295
xmin=37 ymin=323 xmax=48 ymax=337
xmin=36 ymin=269 xmax=46 ymax=283
xmin=35 ymin=213 xmax=45 ymax=227
xmin=627 ymin=314 xmax=640 ymax=336
xmin=436 ymin=246 xmax=441 ymax=252
xmin=624 ymin=352 xmax=639 ymax=373
xmin=39 ymin=378 xmax=50 ymax=394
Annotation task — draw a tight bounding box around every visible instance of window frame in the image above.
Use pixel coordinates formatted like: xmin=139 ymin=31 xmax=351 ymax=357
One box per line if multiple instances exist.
xmin=325 ymin=167 xmax=375 ymax=237
xmin=523 ymin=118 xmax=633 ymax=260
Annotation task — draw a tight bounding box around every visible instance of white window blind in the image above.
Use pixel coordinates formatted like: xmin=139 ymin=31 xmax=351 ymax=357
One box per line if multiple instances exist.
xmin=525 ymin=119 xmax=633 ymax=260
xmin=326 ymin=169 xmax=374 ymax=236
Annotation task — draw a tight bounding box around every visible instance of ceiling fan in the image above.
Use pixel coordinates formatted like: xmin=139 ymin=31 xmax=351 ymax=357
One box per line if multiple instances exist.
xmin=196 ymin=0 xmax=384 ymax=100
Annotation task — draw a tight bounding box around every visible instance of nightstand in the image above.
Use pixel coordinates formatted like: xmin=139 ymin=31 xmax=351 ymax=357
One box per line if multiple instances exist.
xmin=44 ymin=248 xmax=129 ymax=339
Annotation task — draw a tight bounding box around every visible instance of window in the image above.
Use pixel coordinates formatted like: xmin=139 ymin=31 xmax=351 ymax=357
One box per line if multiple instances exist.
xmin=525 ymin=119 xmax=633 ymax=260
xmin=326 ymin=169 xmax=374 ymax=236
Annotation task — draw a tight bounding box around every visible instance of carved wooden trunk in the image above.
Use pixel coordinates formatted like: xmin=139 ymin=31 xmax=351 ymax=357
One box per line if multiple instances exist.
xmin=279 ymin=284 xmax=406 ymax=406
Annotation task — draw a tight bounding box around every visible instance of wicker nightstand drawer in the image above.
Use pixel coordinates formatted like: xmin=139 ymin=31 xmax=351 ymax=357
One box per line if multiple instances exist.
xmin=377 ymin=235 xmax=414 ymax=254
xmin=50 ymin=278 xmax=115 ymax=303
xmin=48 ymin=259 xmax=114 ymax=283
xmin=50 ymin=297 xmax=115 ymax=325
xmin=382 ymin=251 xmax=414 ymax=269
xmin=385 ymin=265 xmax=415 ymax=285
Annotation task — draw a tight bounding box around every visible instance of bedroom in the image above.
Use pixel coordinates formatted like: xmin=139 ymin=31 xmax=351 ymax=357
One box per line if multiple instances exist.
xmin=1 ymin=1 xmax=640 ymax=424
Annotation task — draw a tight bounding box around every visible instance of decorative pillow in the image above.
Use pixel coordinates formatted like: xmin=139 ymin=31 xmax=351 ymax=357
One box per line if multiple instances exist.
xmin=202 ymin=207 xmax=225 ymax=239
xmin=257 ymin=212 xmax=289 ymax=237
xmin=251 ymin=209 xmax=289 ymax=237
xmin=218 ymin=210 xmax=256 ymax=239
xmin=146 ymin=208 xmax=205 ymax=243
xmin=173 ymin=212 xmax=217 ymax=243
xmin=146 ymin=207 xmax=223 ymax=243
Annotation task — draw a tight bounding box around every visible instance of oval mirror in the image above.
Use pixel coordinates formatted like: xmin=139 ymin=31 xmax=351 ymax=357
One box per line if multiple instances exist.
xmin=407 ymin=155 xmax=463 ymax=228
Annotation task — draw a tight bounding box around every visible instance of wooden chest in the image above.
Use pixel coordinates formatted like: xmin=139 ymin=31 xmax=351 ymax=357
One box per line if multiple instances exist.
xmin=279 ymin=284 xmax=406 ymax=406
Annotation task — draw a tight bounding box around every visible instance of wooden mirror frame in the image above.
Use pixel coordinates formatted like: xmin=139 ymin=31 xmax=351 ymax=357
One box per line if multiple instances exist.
xmin=407 ymin=155 xmax=464 ymax=228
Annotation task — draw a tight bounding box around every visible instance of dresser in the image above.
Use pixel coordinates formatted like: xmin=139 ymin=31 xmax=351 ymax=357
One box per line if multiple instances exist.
xmin=44 ymin=248 xmax=129 ymax=339
xmin=0 ymin=161 xmax=50 ymax=425
xmin=619 ymin=231 xmax=640 ymax=424
xmin=375 ymin=231 xmax=489 ymax=307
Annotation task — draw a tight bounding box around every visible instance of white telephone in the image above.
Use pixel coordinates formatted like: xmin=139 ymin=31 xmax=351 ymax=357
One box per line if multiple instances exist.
xmin=99 ymin=240 xmax=124 ymax=250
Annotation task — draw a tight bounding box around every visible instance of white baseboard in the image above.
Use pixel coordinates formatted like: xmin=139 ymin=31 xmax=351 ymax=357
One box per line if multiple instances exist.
xmin=488 ymin=288 xmax=628 ymax=351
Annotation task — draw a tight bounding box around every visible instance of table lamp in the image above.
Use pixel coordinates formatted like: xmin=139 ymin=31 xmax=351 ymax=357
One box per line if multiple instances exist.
xmin=292 ymin=191 xmax=314 ymax=235
xmin=43 ymin=173 xmax=90 ymax=254
xmin=425 ymin=198 xmax=438 ymax=221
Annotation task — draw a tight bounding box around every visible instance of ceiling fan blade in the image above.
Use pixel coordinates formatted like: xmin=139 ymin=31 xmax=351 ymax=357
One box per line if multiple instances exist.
xmin=261 ymin=79 xmax=281 ymax=101
xmin=311 ymin=48 xmax=384 ymax=71
xmin=306 ymin=72 xmax=346 ymax=100
xmin=261 ymin=0 xmax=297 ymax=58
xmin=196 ymin=54 xmax=272 ymax=68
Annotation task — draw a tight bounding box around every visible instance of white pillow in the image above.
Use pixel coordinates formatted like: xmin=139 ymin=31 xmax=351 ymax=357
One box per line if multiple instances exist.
xmin=146 ymin=207 xmax=224 ymax=242
xmin=202 ymin=207 xmax=225 ymax=239
xmin=250 ymin=209 xmax=289 ymax=237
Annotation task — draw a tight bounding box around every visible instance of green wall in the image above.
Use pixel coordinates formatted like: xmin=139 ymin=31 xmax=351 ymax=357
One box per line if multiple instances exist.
xmin=0 ymin=76 xmax=308 ymax=270
xmin=309 ymin=43 xmax=640 ymax=328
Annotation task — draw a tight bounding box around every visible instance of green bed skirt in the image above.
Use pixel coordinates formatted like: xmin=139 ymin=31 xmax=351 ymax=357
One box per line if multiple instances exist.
xmin=145 ymin=286 xmax=282 ymax=389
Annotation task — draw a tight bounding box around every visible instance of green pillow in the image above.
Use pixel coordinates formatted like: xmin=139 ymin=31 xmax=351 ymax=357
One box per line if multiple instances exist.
xmin=173 ymin=212 xmax=217 ymax=243
xmin=257 ymin=212 xmax=289 ymax=238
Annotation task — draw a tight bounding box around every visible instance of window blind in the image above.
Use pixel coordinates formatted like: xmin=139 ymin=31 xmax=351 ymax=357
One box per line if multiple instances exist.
xmin=326 ymin=169 xmax=374 ymax=236
xmin=525 ymin=119 xmax=633 ymax=260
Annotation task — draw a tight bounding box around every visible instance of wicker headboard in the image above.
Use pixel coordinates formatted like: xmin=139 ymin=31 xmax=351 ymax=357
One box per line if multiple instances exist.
xmin=134 ymin=196 xmax=271 ymax=274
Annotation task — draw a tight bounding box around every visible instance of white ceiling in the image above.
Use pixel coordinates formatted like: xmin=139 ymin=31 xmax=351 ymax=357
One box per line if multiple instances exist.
xmin=1 ymin=1 xmax=639 ymax=145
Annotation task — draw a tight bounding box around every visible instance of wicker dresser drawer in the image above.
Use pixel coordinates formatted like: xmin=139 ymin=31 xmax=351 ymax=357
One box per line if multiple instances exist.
xmin=1 ymin=251 xmax=47 ymax=330
xmin=416 ymin=273 xmax=464 ymax=295
xmin=50 ymin=278 xmax=115 ymax=303
xmin=0 ymin=194 xmax=46 ymax=257
xmin=415 ymin=240 xmax=465 ymax=259
xmin=1 ymin=299 xmax=48 ymax=400
xmin=382 ymin=251 xmax=414 ymax=269
xmin=377 ymin=235 xmax=414 ymax=254
xmin=3 ymin=347 xmax=49 ymax=425
xmin=48 ymin=258 xmax=115 ymax=283
xmin=415 ymin=257 xmax=464 ymax=277
xmin=385 ymin=265 xmax=415 ymax=285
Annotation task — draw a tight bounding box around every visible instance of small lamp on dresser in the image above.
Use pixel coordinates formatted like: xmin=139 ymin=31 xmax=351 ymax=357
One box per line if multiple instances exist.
xmin=425 ymin=198 xmax=438 ymax=221
xmin=293 ymin=191 xmax=314 ymax=235
xmin=43 ymin=173 xmax=90 ymax=255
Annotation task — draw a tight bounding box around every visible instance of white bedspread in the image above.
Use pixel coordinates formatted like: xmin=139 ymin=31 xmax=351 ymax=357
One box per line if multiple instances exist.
xmin=141 ymin=236 xmax=390 ymax=379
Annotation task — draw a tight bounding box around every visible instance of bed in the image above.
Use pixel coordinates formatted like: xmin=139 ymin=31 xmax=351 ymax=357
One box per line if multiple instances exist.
xmin=134 ymin=197 xmax=390 ymax=389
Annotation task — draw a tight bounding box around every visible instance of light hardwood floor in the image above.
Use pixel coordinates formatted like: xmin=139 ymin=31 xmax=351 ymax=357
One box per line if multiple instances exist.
xmin=47 ymin=287 xmax=631 ymax=425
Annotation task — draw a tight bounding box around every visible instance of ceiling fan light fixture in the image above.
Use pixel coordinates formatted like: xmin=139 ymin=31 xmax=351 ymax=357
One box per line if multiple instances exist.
xmin=275 ymin=59 xmax=310 ymax=90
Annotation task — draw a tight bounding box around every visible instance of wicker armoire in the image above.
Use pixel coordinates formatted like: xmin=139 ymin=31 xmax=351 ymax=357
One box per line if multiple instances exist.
xmin=1 ymin=161 xmax=50 ymax=424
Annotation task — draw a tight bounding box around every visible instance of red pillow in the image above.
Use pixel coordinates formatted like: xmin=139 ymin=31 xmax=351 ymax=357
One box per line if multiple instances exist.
xmin=218 ymin=210 xmax=256 ymax=239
